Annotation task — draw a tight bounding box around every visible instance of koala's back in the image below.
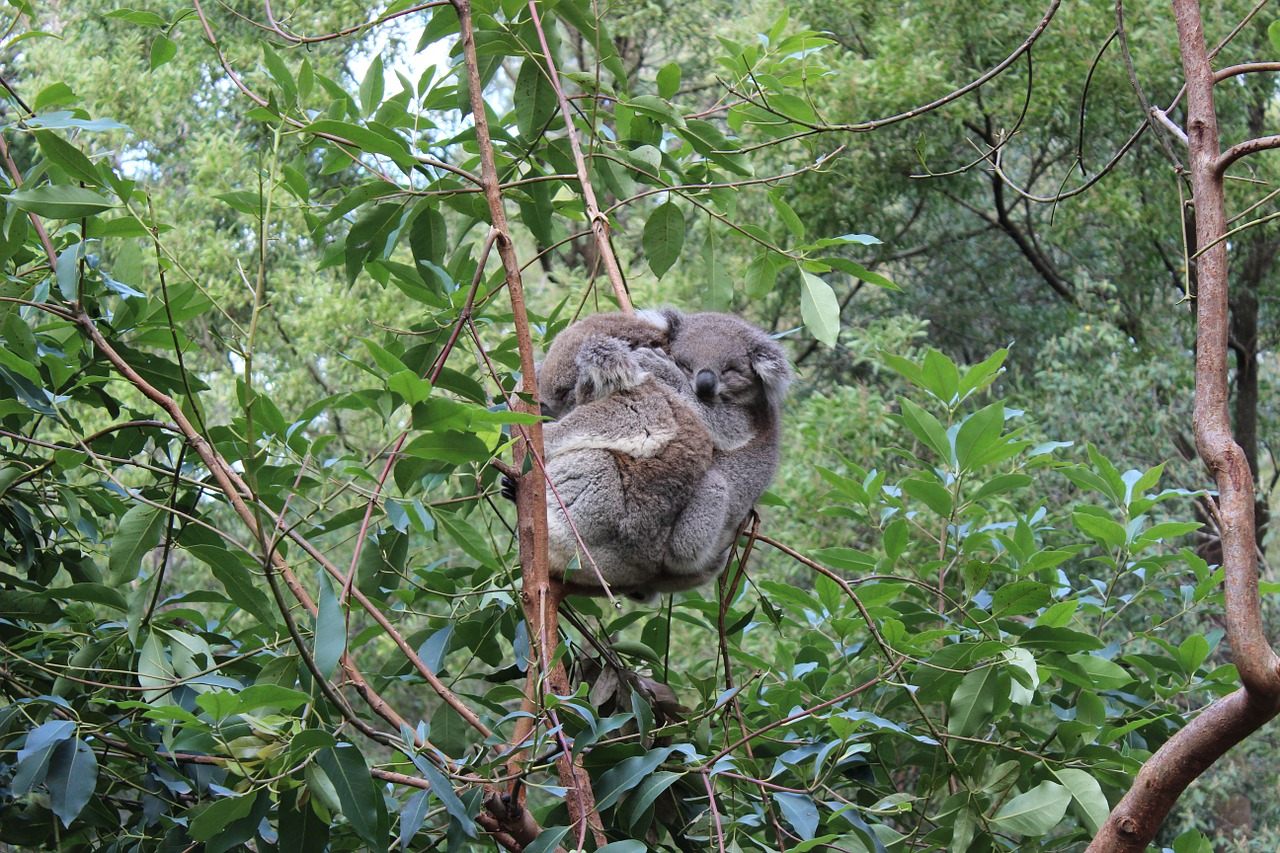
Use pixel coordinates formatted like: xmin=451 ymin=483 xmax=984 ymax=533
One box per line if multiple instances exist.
xmin=542 ymin=378 xmax=714 ymax=596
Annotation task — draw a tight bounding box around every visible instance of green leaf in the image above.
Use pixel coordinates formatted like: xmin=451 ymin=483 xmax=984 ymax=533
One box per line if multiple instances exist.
xmin=799 ymin=271 xmax=839 ymax=346
xmin=415 ymin=757 xmax=477 ymax=838
xmin=108 ymin=504 xmax=166 ymax=586
xmin=515 ymin=58 xmax=557 ymax=139
xmin=901 ymin=477 xmax=953 ymax=517
xmin=656 ymin=62 xmax=681 ymax=99
xmin=360 ymin=55 xmax=385 ymax=111
xmin=954 ymin=401 xmax=1004 ymax=472
xmin=1051 ymin=768 xmax=1109 ymax=834
xmin=34 ymin=131 xmax=103 ymax=186
xmin=4 ymin=185 xmax=116 ymax=219
xmin=990 ymin=781 xmax=1070 ymax=836
xmin=314 ymin=570 xmax=345 ymax=679
xmin=189 ymin=791 xmax=260 ymax=841
xmin=643 ymin=201 xmax=685 ymax=278
xmin=920 ymin=349 xmax=960 ymax=403
xmin=185 ymin=544 xmax=278 ymax=626
xmin=1072 ymin=507 xmax=1127 ymax=550
xmin=1270 ymin=20 xmax=1280 ymax=54
xmin=990 ymin=581 xmax=1049 ymax=618
xmin=769 ymin=190 xmax=805 ymax=238
xmin=12 ymin=720 xmax=76 ymax=793
xmin=595 ymin=747 xmax=675 ymax=810
xmin=149 ymin=34 xmax=176 ymax=70
xmin=315 ymin=744 xmax=389 ymax=848
xmin=302 ymin=119 xmax=416 ymax=170
xmin=105 ymin=8 xmax=169 ymax=27
xmin=46 ymin=737 xmax=97 ymax=827
xmin=774 ymin=792 xmax=820 ymax=840
xmin=947 ymin=666 xmax=997 ymax=736
xmin=897 ymin=397 xmax=951 ymax=463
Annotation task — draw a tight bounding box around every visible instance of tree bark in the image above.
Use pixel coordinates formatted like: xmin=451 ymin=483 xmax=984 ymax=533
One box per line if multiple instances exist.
xmin=1088 ymin=4 xmax=1280 ymax=849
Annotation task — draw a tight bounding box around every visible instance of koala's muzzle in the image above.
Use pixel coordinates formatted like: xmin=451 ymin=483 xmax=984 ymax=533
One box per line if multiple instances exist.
xmin=694 ymin=370 xmax=718 ymax=400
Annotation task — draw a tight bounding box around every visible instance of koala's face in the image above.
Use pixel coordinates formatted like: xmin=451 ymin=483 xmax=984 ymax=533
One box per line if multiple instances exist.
xmin=667 ymin=313 xmax=792 ymax=414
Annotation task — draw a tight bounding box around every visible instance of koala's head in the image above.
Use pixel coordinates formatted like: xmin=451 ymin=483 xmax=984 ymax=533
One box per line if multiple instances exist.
xmin=537 ymin=312 xmax=671 ymax=418
xmin=662 ymin=309 xmax=792 ymax=417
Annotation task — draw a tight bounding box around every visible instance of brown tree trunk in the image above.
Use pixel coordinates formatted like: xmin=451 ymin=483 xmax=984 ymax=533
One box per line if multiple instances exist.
xmin=1088 ymin=3 xmax=1280 ymax=850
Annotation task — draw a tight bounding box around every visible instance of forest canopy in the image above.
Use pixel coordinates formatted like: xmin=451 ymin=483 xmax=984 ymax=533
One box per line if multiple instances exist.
xmin=0 ymin=1 xmax=1277 ymax=852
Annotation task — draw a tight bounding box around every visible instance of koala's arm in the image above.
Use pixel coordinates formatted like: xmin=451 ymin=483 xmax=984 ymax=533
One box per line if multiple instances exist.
xmin=662 ymin=467 xmax=734 ymax=578
xmin=632 ymin=348 xmax=696 ymax=401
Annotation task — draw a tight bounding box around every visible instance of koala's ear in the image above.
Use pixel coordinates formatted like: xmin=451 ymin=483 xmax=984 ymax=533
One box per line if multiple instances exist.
xmin=638 ymin=307 xmax=684 ymax=345
xmin=575 ymin=335 xmax=644 ymax=401
xmin=750 ymin=342 xmax=793 ymax=410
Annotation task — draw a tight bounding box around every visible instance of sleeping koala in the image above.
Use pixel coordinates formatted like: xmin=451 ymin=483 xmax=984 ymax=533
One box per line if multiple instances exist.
xmin=652 ymin=309 xmax=793 ymax=577
xmin=534 ymin=312 xmax=717 ymax=597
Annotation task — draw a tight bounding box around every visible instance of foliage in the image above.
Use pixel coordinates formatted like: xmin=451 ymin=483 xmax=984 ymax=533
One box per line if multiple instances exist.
xmin=0 ymin=0 xmax=1259 ymax=851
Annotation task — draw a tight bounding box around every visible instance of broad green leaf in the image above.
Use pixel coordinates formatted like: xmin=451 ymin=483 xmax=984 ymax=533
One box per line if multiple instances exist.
xmin=302 ymin=119 xmax=416 ymax=169
xmin=46 ymin=737 xmax=97 ymax=827
xmin=595 ymin=747 xmax=675 ymax=810
xmin=314 ymin=570 xmax=345 ymax=679
xmin=108 ymin=503 xmax=166 ymax=586
xmin=415 ymin=757 xmax=477 ymax=837
xmin=525 ymin=827 xmax=572 ymax=853
xmin=774 ymin=792 xmax=820 ymax=840
xmin=12 ymin=720 xmax=76 ymax=793
xmin=643 ymin=201 xmax=685 ymax=278
xmin=947 ymin=666 xmax=997 ymax=736
xmin=315 ymin=744 xmax=388 ymax=848
xmin=186 ymin=544 xmax=279 ymax=626
xmin=360 ymin=54 xmax=385 ymax=111
xmin=769 ymin=190 xmax=805 ymax=238
xmin=621 ymin=770 xmax=683 ymax=830
xmin=901 ymin=477 xmax=953 ymax=518
xmin=1066 ymin=653 xmax=1133 ymax=690
xmin=4 ymin=185 xmax=116 ymax=219
xmin=656 ymin=62 xmax=681 ymax=99
xmin=920 ymin=349 xmax=960 ymax=404
xmin=1052 ymin=768 xmax=1109 ymax=834
xmin=968 ymin=473 xmax=1032 ymax=503
xmin=954 ymin=401 xmax=1004 ymax=472
xmin=897 ymin=397 xmax=951 ymax=463
xmin=1072 ymin=507 xmax=1127 ymax=550
xmin=991 ymin=781 xmax=1070 ymax=836
xmin=799 ymin=271 xmax=839 ymax=346
xmin=34 ymin=131 xmax=102 ymax=186
xmin=515 ymin=58 xmax=556 ymax=139
xmin=991 ymin=581 xmax=1049 ymax=618
xmin=189 ymin=791 xmax=260 ymax=841
xmin=149 ymin=34 xmax=176 ymax=70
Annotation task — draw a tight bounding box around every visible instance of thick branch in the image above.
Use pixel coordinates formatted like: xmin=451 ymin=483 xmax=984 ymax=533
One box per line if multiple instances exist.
xmin=1089 ymin=3 xmax=1280 ymax=849
xmin=452 ymin=0 xmax=603 ymax=842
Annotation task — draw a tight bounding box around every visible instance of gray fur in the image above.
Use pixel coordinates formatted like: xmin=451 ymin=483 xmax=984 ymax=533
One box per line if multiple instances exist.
xmin=536 ymin=313 xmax=716 ymax=598
xmin=655 ymin=309 xmax=793 ymax=575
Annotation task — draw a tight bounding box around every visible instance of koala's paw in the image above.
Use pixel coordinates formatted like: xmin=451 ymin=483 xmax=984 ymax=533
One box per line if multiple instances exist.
xmin=500 ymin=474 xmax=517 ymax=502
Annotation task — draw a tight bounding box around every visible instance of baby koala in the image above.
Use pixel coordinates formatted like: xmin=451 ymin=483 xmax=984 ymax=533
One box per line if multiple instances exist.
xmin=535 ymin=312 xmax=717 ymax=598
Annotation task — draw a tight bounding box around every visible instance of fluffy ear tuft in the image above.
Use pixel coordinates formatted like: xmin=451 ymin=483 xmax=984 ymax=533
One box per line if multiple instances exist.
xmin=750 ymin=342 xmax=793 ymax=411
xmin=640 ymin=307 xmax=684 ymax=342
xmin=574 ymin=335 xmax=644 ymax=401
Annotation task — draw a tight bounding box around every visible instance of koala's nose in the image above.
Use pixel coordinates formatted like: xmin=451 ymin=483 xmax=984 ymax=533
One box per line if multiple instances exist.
xmin=694 ymin=370 xmax=718 ymax=399
xmin=540 ymin=402 xmax=555 ymax=419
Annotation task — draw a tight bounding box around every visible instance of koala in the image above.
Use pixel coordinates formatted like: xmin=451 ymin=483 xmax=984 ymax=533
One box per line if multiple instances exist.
xmin=650 ymin=309 xmax=793 ymax=576
xmin=534 ymin=312 xmax=717 ymax=598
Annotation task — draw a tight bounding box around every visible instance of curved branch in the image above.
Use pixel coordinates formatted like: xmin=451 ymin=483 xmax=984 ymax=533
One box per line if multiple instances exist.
xmin=1216 ymin=134 xmax=1280 ymax=176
